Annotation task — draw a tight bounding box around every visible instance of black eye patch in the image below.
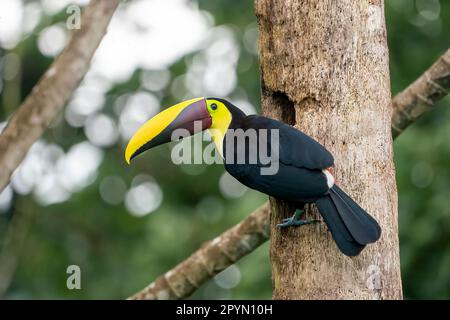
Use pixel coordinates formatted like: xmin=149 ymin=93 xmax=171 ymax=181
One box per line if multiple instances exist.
xmin=210 ymin=103 xmax=218 ymax=110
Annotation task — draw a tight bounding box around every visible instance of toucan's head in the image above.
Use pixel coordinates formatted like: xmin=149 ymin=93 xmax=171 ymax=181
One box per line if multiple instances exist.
xmin=125 ymin=97 xmax=245 ymax=164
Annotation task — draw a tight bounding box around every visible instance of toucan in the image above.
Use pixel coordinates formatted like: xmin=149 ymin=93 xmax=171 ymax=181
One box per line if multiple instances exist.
xmin=125 ymin=97 xmax=381 ymax=256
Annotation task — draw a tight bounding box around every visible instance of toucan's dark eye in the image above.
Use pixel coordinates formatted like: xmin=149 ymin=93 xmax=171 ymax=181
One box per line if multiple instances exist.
xmin=210 ymin=103 xmax=218 ymax=111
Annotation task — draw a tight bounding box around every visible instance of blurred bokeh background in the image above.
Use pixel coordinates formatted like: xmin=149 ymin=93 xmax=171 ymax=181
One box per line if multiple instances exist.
xmin=0 ymin=0 xmax=448 ymax=299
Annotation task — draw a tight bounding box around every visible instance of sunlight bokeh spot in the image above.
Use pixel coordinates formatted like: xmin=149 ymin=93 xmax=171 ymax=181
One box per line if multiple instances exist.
xmin=125 ymin=175 xmax=163 ymax=217
xmin=196 ymin=196 xmax=225 ymax=224
xmin=57 ymin=142 xmax=103 ymax=192
xmin=0 ymin=0 xmax=24 ymax=48
xmin=214 ymin=265 xmax=242 ymax=290
xmin=141 ymin=69 xmax=171 ymax=92
xmin=219 ymin=172 xmax=247 ymax=199
xmin=99 ymin=176 xmax=127 ymax=206
xmin=85 ymin=113 xmax=119 ymax=147
xmin=37 ymin=24 xmax=68 ymax=57
xmin=119 ymin=92 xmax=160 ymax=141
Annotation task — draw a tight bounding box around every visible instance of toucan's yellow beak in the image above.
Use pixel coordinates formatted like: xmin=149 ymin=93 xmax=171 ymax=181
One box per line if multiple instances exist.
xmin=125 ymin=97 xmax=211 ymax=164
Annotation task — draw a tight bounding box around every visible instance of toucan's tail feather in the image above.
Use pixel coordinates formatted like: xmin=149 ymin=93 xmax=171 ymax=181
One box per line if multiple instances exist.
xmin=315 ymin=185 xmax=381 ymax=256
xmin=315 ymin=195 xmax=365 ymax=256
xmin=330 ymin=185 xmax=381 ymax=244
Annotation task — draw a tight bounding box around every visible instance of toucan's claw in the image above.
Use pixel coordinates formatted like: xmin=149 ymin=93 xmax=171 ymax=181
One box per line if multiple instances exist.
xmin=277 ymin=209 xmax=319 ymax=228
xmin=277 ymin=218 xmax=320 ymax=228
xmin=277 ymin=218 xmax=319 ymax=228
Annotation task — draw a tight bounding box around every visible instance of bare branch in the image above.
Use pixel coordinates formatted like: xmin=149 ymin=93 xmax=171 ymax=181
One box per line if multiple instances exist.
xmin=131 ymin=47 xmax=450 ymax=300
xmin=392 ymin=48 xmax=450 ymax=138
xmin=0 ymin=0 xmax=121 ymax=192
xmin=129 ymin=203 xmax=270 ymax=300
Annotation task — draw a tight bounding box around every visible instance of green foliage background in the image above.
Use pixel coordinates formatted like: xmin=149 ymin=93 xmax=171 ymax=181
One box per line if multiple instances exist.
xmin=0 ymin=0 xmax=449 ymax=299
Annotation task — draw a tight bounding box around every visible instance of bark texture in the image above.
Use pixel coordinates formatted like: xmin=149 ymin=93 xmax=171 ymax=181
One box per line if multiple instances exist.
xmin=256 ymin=0 xmax=402 ymax=299
xmin=0 ymin=0 xmax=120 ymax=192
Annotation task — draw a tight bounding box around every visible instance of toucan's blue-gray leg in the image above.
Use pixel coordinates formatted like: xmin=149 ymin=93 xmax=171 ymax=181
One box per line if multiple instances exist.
xmin=277 ymin=209 xmax=320 ymax=228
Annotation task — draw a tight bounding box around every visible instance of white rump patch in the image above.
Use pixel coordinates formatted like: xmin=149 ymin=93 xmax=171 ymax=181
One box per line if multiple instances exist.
xmin=323 ymin=169 xmax=335 ymax=188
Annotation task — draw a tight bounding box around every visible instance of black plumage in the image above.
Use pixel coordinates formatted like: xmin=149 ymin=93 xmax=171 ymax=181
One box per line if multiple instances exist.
xmin=220 ymin=100 xmax=381 ymax=256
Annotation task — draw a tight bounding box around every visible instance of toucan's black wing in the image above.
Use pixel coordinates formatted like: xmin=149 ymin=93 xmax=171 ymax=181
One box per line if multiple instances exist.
xmin=223 ymin=115 xmax=333 ymax=202
xmin=238 ymin=115 xmax=334 ymax=170
xmin=224 ymin=114 xmax=379 ymax=256
xmin=226 ymin=161 xmax=330 ymax=202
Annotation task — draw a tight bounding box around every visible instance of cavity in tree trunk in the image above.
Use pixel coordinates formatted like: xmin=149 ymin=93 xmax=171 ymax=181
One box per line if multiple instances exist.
xmin=256 ymin=0 xmax=402 ymax=299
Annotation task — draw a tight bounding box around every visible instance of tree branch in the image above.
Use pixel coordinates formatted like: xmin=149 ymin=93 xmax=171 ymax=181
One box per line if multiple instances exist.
xmin=129 ymin=203 xmax=270 ymax=300
xmin=0 ymin=0 xmax=121 ymax=192
xmin=392 ymin=48 xmax=450 ymax=138
xmin=130 ymin=47 xmax=450 ymax=300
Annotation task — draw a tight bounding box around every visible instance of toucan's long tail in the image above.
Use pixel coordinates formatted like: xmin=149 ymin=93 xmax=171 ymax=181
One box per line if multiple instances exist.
xmin=315 ymin=185 xmax=381 ymax=256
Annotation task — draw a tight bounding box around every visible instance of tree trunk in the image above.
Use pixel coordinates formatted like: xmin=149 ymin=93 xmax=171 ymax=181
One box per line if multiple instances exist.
xmin=256 ymin=0 xmax=402 ymax=299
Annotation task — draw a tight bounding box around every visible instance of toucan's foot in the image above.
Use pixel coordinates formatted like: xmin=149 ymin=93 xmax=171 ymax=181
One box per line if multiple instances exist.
xmin=277 ymin=218 xmax=319 ymax=228
xmin=277 ymin=209 xmax=320 ymax=228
